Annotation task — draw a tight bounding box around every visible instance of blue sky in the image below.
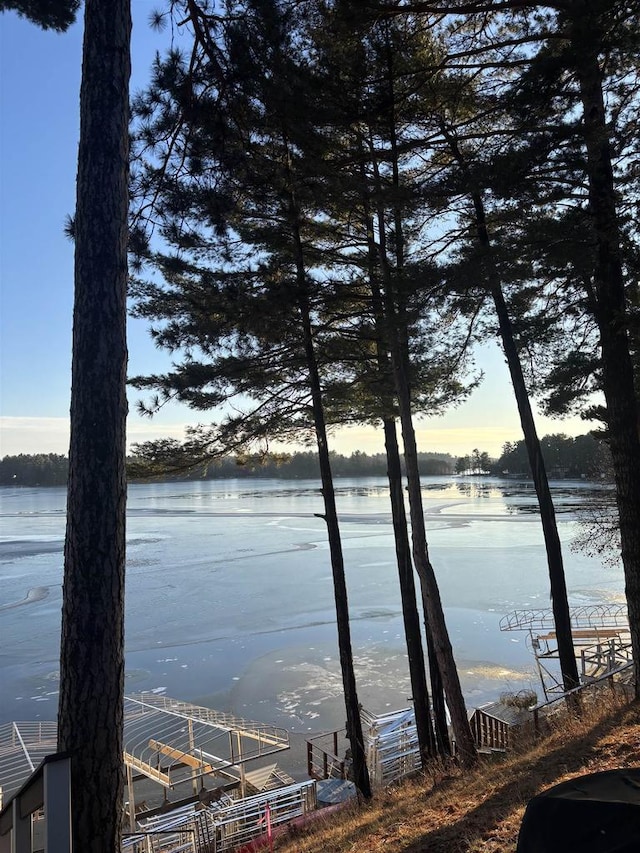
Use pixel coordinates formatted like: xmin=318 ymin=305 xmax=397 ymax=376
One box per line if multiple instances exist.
xmin=0 ymin=3 xmax=586 ymax=459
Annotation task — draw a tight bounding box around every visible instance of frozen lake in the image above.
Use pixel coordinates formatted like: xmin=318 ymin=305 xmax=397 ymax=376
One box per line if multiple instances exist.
xmin=0 ymin=476 xmax=623 ymax=736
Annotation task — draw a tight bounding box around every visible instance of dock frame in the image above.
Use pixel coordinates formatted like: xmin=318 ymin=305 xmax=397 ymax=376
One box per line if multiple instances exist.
xmin=500 ymin=604 xmax=631 ymax=700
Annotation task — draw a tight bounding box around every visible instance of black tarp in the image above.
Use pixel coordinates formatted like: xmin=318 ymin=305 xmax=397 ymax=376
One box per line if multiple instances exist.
xmin=516 ymin=768 xmax=640 ymax=852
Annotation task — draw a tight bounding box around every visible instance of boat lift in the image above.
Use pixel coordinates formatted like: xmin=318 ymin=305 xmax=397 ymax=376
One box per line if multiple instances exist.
xmin=122 ymin=693 xmax=292 ymax=830
xmin=500 ymin=604 xmax=632 ymax=700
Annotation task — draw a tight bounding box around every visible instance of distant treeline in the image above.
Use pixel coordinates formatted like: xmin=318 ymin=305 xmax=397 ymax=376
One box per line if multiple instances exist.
xmin=452 ymin=433 xmax=609 ymax=480
xmin=490 ymin=433 xmax=610 ymax=480
xmin=138 ymin=449 xmax=456 ymax=480
xmin=0 ymin=449 xmax=454 ymax=486
xmin=0 ymin=453 xmax=70 ymax=486
xmin=1 ymin=434 xmax=608 ymax=486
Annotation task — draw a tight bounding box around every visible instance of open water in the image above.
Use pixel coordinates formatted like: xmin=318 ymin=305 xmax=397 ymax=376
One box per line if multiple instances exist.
xmin=0 ymin=477 xmax=623 ymax=736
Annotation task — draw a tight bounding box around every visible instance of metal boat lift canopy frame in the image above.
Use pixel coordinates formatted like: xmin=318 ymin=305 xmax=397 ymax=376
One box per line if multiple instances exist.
xmin=0 ymin=722 xmax=58 ymax=806
xmin=123 ymin=693 xmax=290 ymax=790
xmin=500 ymin=604 xmax=630 ymax=699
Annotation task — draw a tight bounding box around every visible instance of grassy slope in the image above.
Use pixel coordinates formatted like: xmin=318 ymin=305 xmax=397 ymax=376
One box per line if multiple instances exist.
xmin=274 ymin=695 xmax=640 ymax=853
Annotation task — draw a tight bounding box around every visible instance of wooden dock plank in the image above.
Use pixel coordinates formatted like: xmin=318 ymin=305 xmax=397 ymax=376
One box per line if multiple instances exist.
xmin=123 ymin=751 xmax=170 ymax=787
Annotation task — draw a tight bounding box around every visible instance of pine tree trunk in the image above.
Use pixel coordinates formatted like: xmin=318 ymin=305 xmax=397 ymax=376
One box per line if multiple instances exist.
xmin=363 ymin=185 xmax=438 ymax=763
xmin=57 ymin=0 xmax=131 ymax=849
xmin=383 ymin=417 xmax=438 ymax=762
xmin=300 ymin=297 xmax=371 ymax=798
xmin=425 ymin=622 xmax=451 ymax=755
xmin=572 ymin=29 xmax=640 ymax=695
xmin=487 ymin=276 xmax=579 ymax=695
xmin=367 ymin=136 xmax=475 ymax=766
xmin=377 ymin=51 xmax=453 ymax=751
xmin=442 ymin=119 xmax=580 ymax=696
xmin=393 ymin=370 xmax=477 ymax=767
xmin=285 ymin=172 xmax=371 ymax=796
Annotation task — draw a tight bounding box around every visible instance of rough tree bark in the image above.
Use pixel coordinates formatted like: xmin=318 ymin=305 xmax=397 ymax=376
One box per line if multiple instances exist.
xmin=297 ymin=274 xmax=372 ymax=799
xmin=436 ymin=117 xmax=580 ymax=695
xmin=391 ymin=359 xmax=478 ymax=767
xmin=570 ymin=9 xmax=640 ymax=695
xmin=367 ymin=148 xmax=477 ymax=767
xmin=57 ymin=0 xmax=131 ymax=848
xmin=285 ymin=142 xmax=372 ymax=796
xmin=489 ymin=274 xmax=579 ymax=696
xmin=361 ymin=160 xmax=440 ymax=763
xmin=373 ymin=36 xmax=456 ymax=750
xmin=383 ymin=416 xmax=439 ymax=761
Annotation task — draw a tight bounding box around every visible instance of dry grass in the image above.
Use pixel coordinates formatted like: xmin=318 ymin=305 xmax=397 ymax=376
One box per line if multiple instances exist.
xmin=274 ymin=692 xmax=640 ymax=853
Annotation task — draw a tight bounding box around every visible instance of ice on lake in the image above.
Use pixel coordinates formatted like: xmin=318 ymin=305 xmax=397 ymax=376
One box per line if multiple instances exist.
xmin=0 ymin=477 xmax=623 ymax=731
